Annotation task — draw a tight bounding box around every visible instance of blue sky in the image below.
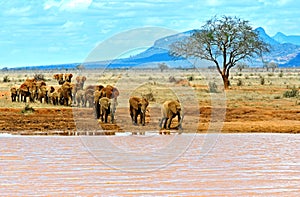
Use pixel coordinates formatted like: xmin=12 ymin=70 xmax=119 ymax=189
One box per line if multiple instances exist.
xmin=1 ymin=0 xmax=299 ymax=68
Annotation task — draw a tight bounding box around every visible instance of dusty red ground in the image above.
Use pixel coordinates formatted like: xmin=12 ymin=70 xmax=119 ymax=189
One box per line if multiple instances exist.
xmin=0 ymin=105 xmax=299 ymax=135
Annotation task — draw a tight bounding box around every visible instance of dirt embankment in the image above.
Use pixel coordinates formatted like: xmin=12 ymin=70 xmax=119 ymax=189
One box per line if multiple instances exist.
xmin=0 ymin=106 xmax=299 ymax=135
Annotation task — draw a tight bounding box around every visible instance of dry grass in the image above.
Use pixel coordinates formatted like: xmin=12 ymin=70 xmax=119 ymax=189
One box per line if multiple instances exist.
xmin=0 ymin=67 xmax=299 ymax=134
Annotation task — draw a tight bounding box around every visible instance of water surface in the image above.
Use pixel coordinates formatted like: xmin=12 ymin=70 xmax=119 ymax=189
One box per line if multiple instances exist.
xmin=0 ymin=133 xmax=299 ymax=196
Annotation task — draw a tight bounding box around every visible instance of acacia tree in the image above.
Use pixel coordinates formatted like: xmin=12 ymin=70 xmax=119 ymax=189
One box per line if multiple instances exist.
xmin=170 ymin=16 xmax=270 ymax=89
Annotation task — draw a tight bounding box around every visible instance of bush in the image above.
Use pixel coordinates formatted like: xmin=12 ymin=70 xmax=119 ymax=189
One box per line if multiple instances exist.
xmin=278 ymin=70 xmax=283 ymax=78
xmin=260 ymin=77 xmax=265 ymax=85
xmin=168 ymin=76 xmax=176 ymax=83
xmin=3 ymin=75 xmax=10 ymax=82
xmin=208 ymin=81 xmax=218 ymax=93
xmin=34 ymin=73 xmax=46 ymax=81
xmin=237 ymin=79 xmax=243 ymax=86
xmin=21 ymin=104 xmax=35 ymax=114
xmin=187 ymin=75 xmax=194 ymax=81
xmin=283 ymin=87 xmax=299 ymax=98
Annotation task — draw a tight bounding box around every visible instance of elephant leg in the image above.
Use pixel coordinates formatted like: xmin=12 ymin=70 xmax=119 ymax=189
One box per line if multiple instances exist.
xmin=104 ymin=111 xmax=109 ymax=123
xmin=177 ymin=113 xmax=182 ymax=129
xmin=100 ymin=112 xmax=104 ymax=122
xmin=159 ymin=117 xmax=163 ymax=128
xmin=167 ymin=117 xmax=173 ymax=129
xmin=110 ymin=112 xmax=114 ymax=124
xmin=163 ymin=118 xmax=169 ymax=129
xmin=139 ymin=113 xmax=143 ymax=124
xmin=131 ymin=110 xmax=137 ymax=125
xmin=95 ymin=102 xmax=100 ymax=119
xmin=134 ymin=113 xmax=138 ymax=125
xmin=141 ymin=113 xmax=146 ymax=126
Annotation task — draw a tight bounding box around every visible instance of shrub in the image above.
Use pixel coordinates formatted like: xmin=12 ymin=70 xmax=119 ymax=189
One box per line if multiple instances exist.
xmin=21 ymin=104 xmax=35 ymax=114
xmin=237 ymin=79 xmax=243 ymax=86
xmin=3 ymin=75 xmax=10 ymax=82
xmin=244 ymin=74 xmax=249 ymax=79
xmin=34 ymin=73 xmax=46 ymax=81
xmin=278 ymin=70 xmax=283 ymax=78
xmin=260 ymin=77 xmax=265 ymax=85
xmin=283 ymin=86 xmax=299 ymax=98
xmin=208 ymin=81 xmax=218 ymax=93
xmin=168 ymin=76 xmax=176 ymax=83
xmin=187 ymin=75 xmax=194 ymax=81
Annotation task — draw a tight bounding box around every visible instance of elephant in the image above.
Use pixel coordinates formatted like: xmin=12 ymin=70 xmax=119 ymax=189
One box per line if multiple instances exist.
xmin=72 ymin=83 xmax=82 ymax=105
xmin=35 ymin=80 xmax=47 ymax=101
xmin=18 ymin=84 xmax=30 ymax=103
xmin=37 ymin=85 xmax=49 ymax=104
xmin=10 ymin=87 xmax=19 ymax=102
xmin=48 ymin=86 xmax=59 ymax=105
xmin=75 ymin=76 xmax=87 ymax=89
xmin=100 ymin=85 xmax=119 ymax=99
xmin=92 ymin=85 xmax=105 ymax=117
xmin=159 ymin=100 xmax=183 ymax=131
xmin=64 ymin=73 xmax=73 ymax=83
xmin=19 ymin=78 xmax=37 ymax=102
xmin=129 ymin=96 xmax=149 ymax=126
xmin=99 ymin=97 xmax=111 ymax=123
xmin=53 ymin=73 xmax=73 ymax=85
xmin=94 ymin=89 xmax=102 ymax=119
xmin=58 ymin=82 xmax=73 ymax=106
xmin=75 ymin=89 xmax=85 ymax=107
xmin=53 ymin=74 xmax=65 ymax=85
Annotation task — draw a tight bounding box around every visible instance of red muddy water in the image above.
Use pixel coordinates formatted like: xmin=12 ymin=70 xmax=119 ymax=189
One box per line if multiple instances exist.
xmin=0 ymin=133 xmax=299 ymax=196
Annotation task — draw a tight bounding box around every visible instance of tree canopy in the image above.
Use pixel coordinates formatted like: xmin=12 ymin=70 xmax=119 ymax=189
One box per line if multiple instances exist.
xmin=170 ymin=16 xmax=270 ymax=89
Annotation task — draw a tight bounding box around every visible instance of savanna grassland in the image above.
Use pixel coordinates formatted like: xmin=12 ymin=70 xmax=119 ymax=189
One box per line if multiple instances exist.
xmin=0 ymin=67 xmax=299 ymax=135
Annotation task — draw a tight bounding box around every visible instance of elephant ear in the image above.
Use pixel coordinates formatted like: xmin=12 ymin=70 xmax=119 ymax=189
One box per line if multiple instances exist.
xmin=142 ymin=98 xmax=149 ymax=107
xmin=76 ymin=76 xmax=81 ymax=83
xmin=65 ymin=73 xmax=73 ymax=81
xmin=112 ymin=87 xmax=119 ymax=98
xmin=50 ymin=86 xmax=55 ymax=93
xmin=168 ymin=101 xmax=179 ymax=114
xmin=53 ymin=74 xmax=59 ymax=80
xmin=82 ymin=76 xmax=87 ymax=82
xmin=130 ymin=97 xmax=140 ymax=110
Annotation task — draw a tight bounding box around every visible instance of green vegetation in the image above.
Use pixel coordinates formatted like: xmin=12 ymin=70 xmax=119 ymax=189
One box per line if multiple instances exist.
xmin=170 ymin=15 xmax=270 ymax=89
xmin=283 ymin=86 xmax=299 ymax=98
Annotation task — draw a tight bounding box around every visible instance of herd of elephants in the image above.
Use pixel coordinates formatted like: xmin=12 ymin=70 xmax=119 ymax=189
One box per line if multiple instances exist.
xmin=9 ymin=73 xmax=183 ymax=131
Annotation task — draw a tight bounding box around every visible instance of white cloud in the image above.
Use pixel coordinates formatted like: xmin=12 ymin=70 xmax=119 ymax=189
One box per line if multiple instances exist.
xmin=61 ymin=20 xmax=84 ymax=31
xmin=61 ymin=0 xmax=93 ymax=11
xmin=44 ymin=0 xmax=92 ymax=11
xmin=44 ymin=0 xmax=61 ymax=10
xmin=4 ymin=6 xmax=31 ymax=16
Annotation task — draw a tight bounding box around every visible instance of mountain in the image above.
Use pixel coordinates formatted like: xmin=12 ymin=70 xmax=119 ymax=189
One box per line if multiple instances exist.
xmin=8 ymin=27 xmax=300 ymax=70
xmin=281 ymin=53 xmax=300 ymax=67
xmin=255 ymin=27 xmax=280 ymax=46
xmin=124 ymin=27 xmax=300 ymax=68
xmin=273 ymin=32 xmax=300 ymax=45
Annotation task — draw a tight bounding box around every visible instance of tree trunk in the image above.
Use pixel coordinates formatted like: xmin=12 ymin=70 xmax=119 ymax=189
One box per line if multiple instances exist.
xmin=222 ymin=74 xmax=230 ymax=90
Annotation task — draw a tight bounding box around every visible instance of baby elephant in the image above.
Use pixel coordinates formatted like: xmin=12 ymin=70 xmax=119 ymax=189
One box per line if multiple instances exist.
xmin=99 ymin=97 xmax=117 ymax=123
xmin=129 ymin=96 xmax=149 ymax=126
xmin=99 ymin=97 xmax=111 ymax=123
xmin=159 ymin=100 xmax=183 ymax=130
